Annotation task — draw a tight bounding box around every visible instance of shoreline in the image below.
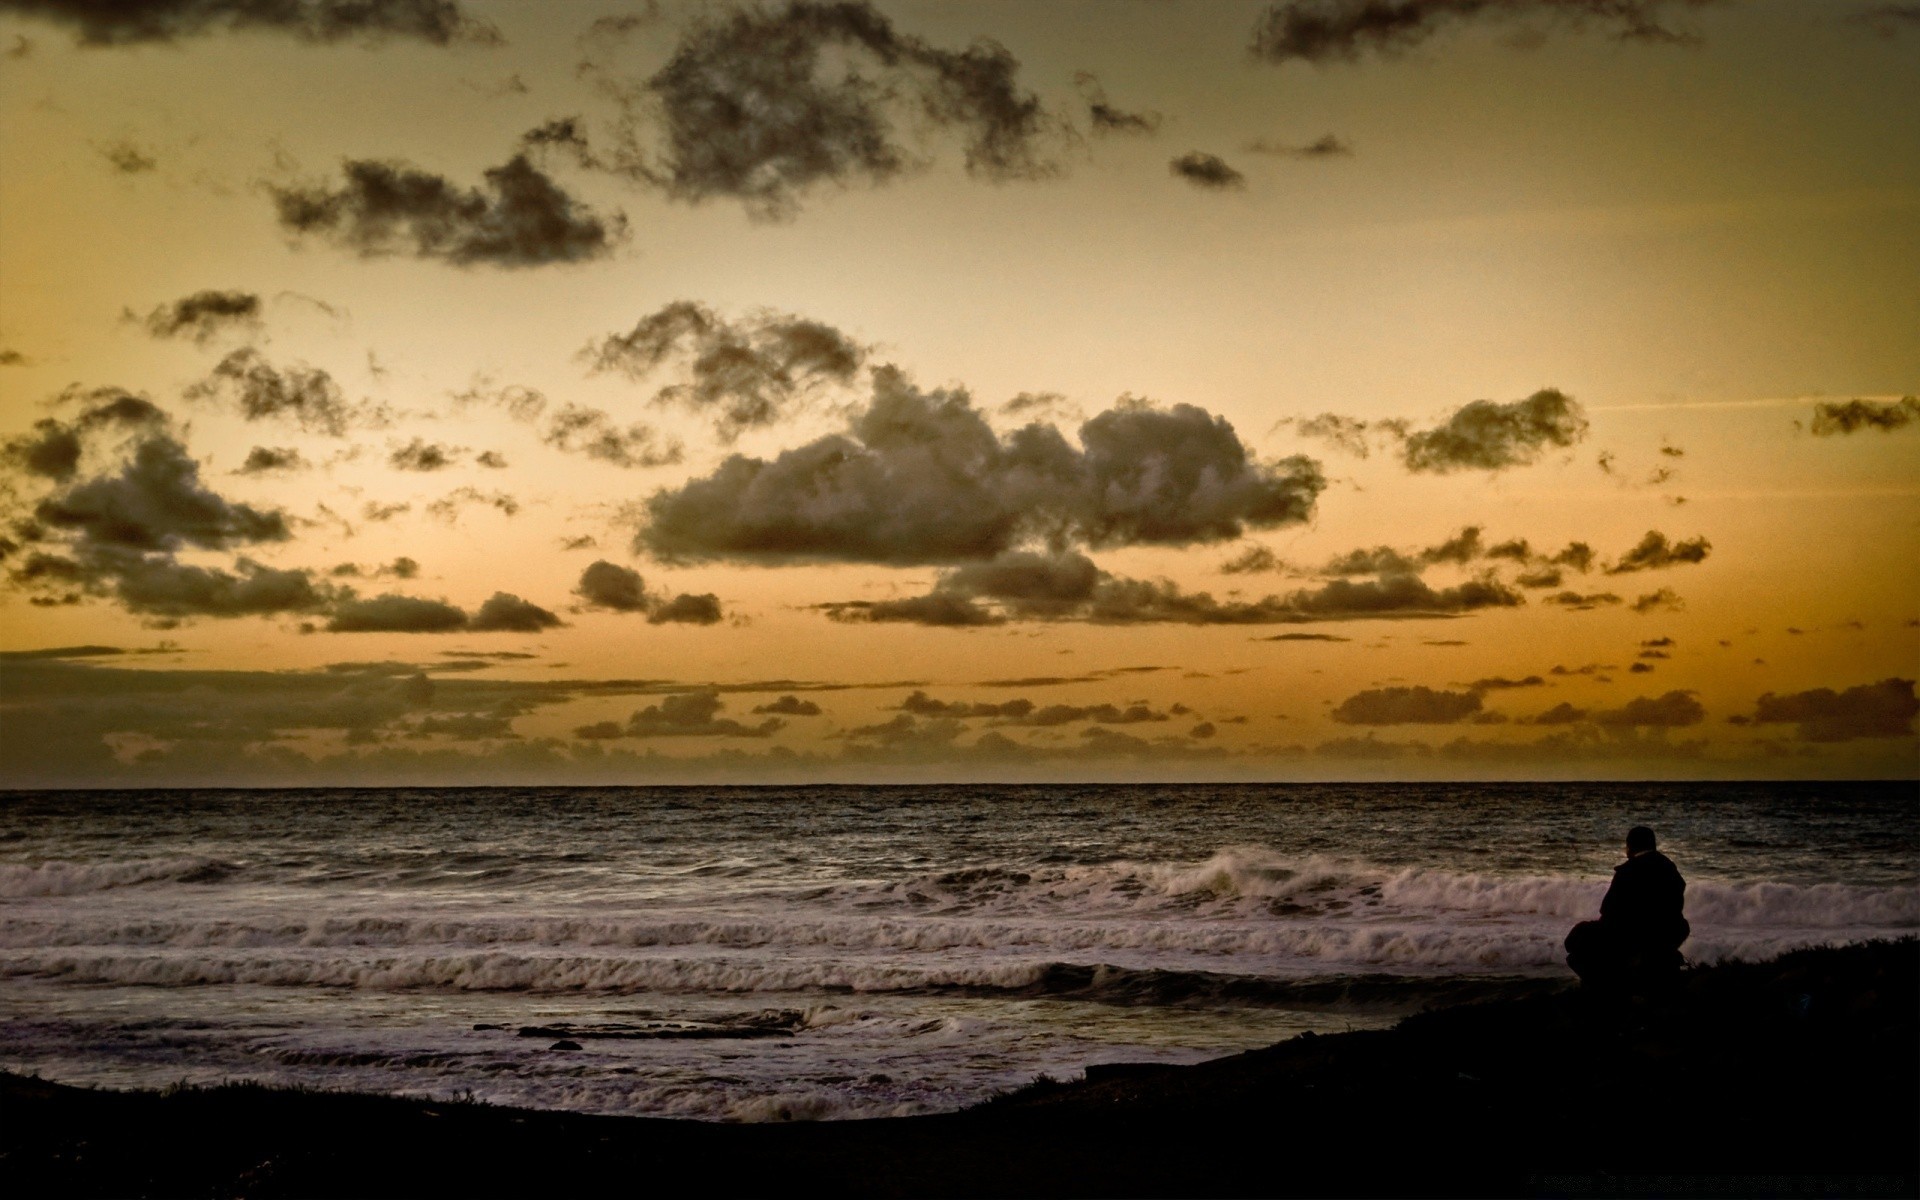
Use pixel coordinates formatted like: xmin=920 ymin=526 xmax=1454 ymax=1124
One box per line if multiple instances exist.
xmin=2 ymin=940 xmax=1914 ymax=1198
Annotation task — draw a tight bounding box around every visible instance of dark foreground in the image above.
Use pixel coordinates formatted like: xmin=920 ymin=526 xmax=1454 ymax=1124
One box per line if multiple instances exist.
xmin=3 ymin=942 xmax=1914 ymax=1199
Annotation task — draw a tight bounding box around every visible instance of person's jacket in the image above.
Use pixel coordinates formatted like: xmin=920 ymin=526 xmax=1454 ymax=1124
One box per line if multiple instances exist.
xmin=1599 ymin=849 xmax=1689 ymax=947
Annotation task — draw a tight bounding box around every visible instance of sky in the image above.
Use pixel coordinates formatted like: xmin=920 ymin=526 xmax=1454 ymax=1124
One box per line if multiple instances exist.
xmin=1 ymin=0 xmax=1916 ymax=787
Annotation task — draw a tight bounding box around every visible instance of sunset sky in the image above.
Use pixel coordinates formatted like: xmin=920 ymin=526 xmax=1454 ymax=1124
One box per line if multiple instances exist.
xmin=1 ymin=0 xmax=1916 ymax=786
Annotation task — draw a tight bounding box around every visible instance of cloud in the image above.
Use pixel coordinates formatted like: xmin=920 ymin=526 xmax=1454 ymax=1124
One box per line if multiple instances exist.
xmin=829 ymin=547 xmax=1524 ymax=627
xmin=1593 ymin=690 xmax=1704 ymax=728
xmin=581 ymin=690 xmax=782 ymax=739
xmin=641 ymin=369 xmax=1324 ymax=566
xmin=96 ymin=138 xmax=157 ymax=173
xmin=1528 ymin=701 xmax=1588 ymax=725
xmin=1630 ymin=587 xmax=1684 ymax=614
xmin=425 ymin=487 xmax=518 ymax=522
xmin=582 ymin=302 xmax=866 ymax=440
xmin=1170 ymin=152 xmax=1246 ymax=190
xmin=1807 ymin=395 xmax=1920 ymax=435
xmin=1468 ymin=675 xmax=1544 ymax=691
xmin=574 ymin=560 xmax=651 ymax=612
xmin=1543 ymin=591 xmax=1622 ymax=611
xmin=1740 ymin=678 xmax=1918 ymax=742
xmin=753 ymin=695 xmax=822 ymax=716
xmin=1605 ymin=530 xmax=1710 ymax=573
xmin=1249 ymin=0 xmax=1719 ymax=65
xmin=100 ymin=554 xmax=327 ymax=620
xmin=389 ymin=438 xmax=462 ymax=472
xmin=1401 ymin=388 xmax=1588 ymax=473
xmin=1283 ymin=412 xmax=1403 ymax=457
xmin=271 ymin=155 xmax=624 ymax=267
xmin=1848 ymin=5 xmax=1920 ymax=38
xmin=0 ymin=0 xmax=499 ymax=45
xmin=573 ymin=561 xmax=725 ymax=626
xmin=1220 ymin=545 xmax=1286 ymax=575
xmin=34 ymin=435 xmax=289 ymax=552
xmin=234 ymin=446 xmax=308 ymax=475
xmin=542 ymin=402 xmax=682 ymax=468
xmin=1331 ymin=685 xmax=1483 ymax=725
xmin=1259 ymin=632 xmax=1350 ymax=642
xmin=186 ymin=349 xmax=366 ymax=436
xmin=3 ymin=388 xmax=167 ymax=482
xmin=137 ymin=289 xmax=262 ymax=343
xmin=1244 ymin=134 xmax=1352 ymax=158
xmin=629 ymin=0 xmax=1059 ymax=218
xmin=900 ymin=690 xmax=1035 ymax=719
xmin=325 ymin=590 xmax=557 ymax=634
xmin=1076 ymin=73 xmax=1161 ymax=136
xmin=0 ymin=348 xmax=28 ymax=366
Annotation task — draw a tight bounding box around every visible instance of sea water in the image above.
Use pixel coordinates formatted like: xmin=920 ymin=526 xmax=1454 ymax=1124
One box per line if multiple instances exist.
xmin=1 ymin=783 xmax=1913 ymax=1120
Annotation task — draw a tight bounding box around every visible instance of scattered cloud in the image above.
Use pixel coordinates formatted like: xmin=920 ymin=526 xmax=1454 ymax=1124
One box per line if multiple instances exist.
xmin=0 ymin=0 xmax=500 ymax=46
xmin=581 ymin=302 xmax=866 ymax=440
xmin=640 ymin=369 xmax=1324 ymax=566
xmin=622 ymin=0 xmax=1060 ymax=218
xmin=1170 ymin=151 xmax=1246 ymax=190
xmin=753 ymin=695 xmax=822 ymax=716
xmin=1529 ymin=701 xmax=1588 ymax=725
xmin=1631 ymin=588 xmax=1684 ymax=614
xmin=543 ymin=402 xmax=682 ymax=469
xmin=96 ymin=138 xmax=157 ymax=174
xmin=1807 ymin=395 xmax=1920 ymax=435
xmin=1076 ymin=73 xmax=1161 ymax=135
xmin=1249 ymin=0 xmax=1720 ymax=65
xmin=1738 ymin=678 xmax=1918 ymax=741
xmin=1259 ymin=632 xmax=1350 ymax=642
xmin=1401 ymin=388 xmax=1588 ymax=473
xmin=573 ymin=559 xmax=724 ymax=625
xmin=1331 ymin=685 xmax=1483 ymax=725
xmin=389 ymin=438 xmax=463 ymax=472
xmin=186 ymin=349 xmax=371 ymax=436
xmin=1244 ymin=134 xmax=1352 ymax=158
xmin=327 ymin=590 xmax=559 ymax=634
xmin=272 ymin=154 xmax=624 ymax=267
xmin=1605 ymin=530 xmax=1710 ymax=573
xmin=1543 ymin=591 xmax=1622 ymax=611
xmin=579 ymin=690 xmax=782 ymax=739
xmin=234 ymin=446 xmax=308 ymax=475
xmin=424 ymin=487 xmax=519 ymax=522
xmin=1593 ymin=690 xmax=1705 ymax=728
xmin=136 ymin=290 xmax=262 ymax=343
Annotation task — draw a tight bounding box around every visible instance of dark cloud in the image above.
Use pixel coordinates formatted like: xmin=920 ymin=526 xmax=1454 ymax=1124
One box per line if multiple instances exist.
xmin=329 ymin=557 xmax=418 ymax=580
xmin=582 ymin=302 xmax=866 ymax=440
xmin=1244 ymin=134 xmax=1352 ymax=158
xmin=1284 ymin=412 xmax=1401 ymax=457
xmin=363 ymin=500 xmax=410 ymax=522
xmin=1551 ymin=542 xmax=1596 ymax=572
xmin=137 ymin=289 xmax=262 ymax=343
xmin=34 ymin=435 xmax=288 ymax=552
xmin=1015 ymin=701 xmax=1173 ymax=728
xmin=1249 ymin=0 xmax=1719 ymax=65
xmin=425 ymin=487 xmax=519 ymax=522
xmin=1514 ymin=566 xmax=1563 ymax=589
xmin=1170 ymin=152 xmax=1246 ymax=190
xmin=1468 ymin=675 xmax=1544 ymax=691
xmin=632 ymin=0 xmax=1059 ymax=218
xmin=186 ymin=349 xmax=364 ymax=436
xmin=1593 ymin=690 xmax=1704 ymax=728
xmin=1401 ymin=388 xmax=1588 ymax=473
xmin=1605 ymin=530 xmax=1710 ymax=573
xmin=648 ymin=592 xmax=723 ymax=625
xmin=574 ymin=560 xmax=651 ymax=613
xmin=900 ymin=690 xmax=1035 ymax=719
xmin=389 ymin=438 xmax=462 ymax=472
xmin=1629 ymin=662 xmax=1655 ymax=674
xmin=542 ymin=402 xmax=682 ymax=468
xmin=1630 ymin=587 xmax=1684 ymax=614
xmin=97 ymin=139 xmax=156 ymax=173
xmin=1742 ymin=678 xmax=1918 ymax=742
xmin=0 ymin=348 xmax=28 ymax=366
xmin=1529 ymin=701 xmax=1588 ymax=725
xmin=467 ymin=592 xmax=562 ymax=632
xmin=1259 ymin=632 xmax=1350 ymax=642
xmin=1807 ymin=395 xmax=1920 ymax=435
xmin=326 ymin=593 xmax=469 ymax=633
xmin=475 ymin=450 xmax=507 ymax=469
xmin=1331 ymin=685 xmax=1483 ymax=725
xmin=1543 ymin=590 xmax=1622 ymax=611
xmin=235 ymin=446 xmax=308 ymax=475
xmin=641 ymin=370 xmax=1323 ymax=566
xmin=753 ymin=695 xmax=822 ymax=716
xmin=102 ymin=553 xmax=326 ymax=620
xmin=271 ymin=155 xmax=624 ymax=267
xmin=573 ymin=560 xmax=722 ymax=625
xmin=3 ymin=388 xmax=166 ymax=482
xmin=1219 ymin=545 xmax=1285 ymax=574
xmin=0 ymin=0 xmax=499 ymax=46
xmin=1076 ymin=73 xmax=1161 ymax=136
xmin=582 ymin=690 xmax=782 ymax=739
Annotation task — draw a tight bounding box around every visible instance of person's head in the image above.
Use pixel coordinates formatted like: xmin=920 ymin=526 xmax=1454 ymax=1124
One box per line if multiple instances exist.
xmin=1625 ymin=826 xmax=1657 ymax=856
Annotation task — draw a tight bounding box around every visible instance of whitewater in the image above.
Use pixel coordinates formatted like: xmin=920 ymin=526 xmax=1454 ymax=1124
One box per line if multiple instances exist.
xmin=1 ymin=783 xmax=1912 ymax=1121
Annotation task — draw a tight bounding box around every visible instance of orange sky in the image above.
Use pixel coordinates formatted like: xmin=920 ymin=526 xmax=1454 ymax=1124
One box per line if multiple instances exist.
xmin=1 ymin=0 xmax=1916 ymax=785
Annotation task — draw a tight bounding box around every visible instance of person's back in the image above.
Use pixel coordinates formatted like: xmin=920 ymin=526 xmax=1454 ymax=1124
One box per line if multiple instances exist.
xmin=1565 ymin=827 xmax=1690 ymax=989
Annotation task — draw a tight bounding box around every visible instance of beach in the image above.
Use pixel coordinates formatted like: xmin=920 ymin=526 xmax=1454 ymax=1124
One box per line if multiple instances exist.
xmin=3 ymin=938 xmax=1913 ymax=1197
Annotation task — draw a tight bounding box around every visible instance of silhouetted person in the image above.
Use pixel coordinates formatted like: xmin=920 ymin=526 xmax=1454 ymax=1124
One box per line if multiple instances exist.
xmin=1565 ymin=826 xmax=1689 ymax=989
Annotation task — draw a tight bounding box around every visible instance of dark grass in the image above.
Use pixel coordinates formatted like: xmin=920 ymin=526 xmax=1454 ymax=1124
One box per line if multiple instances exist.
xmin=2 ymin=940 xmax=1914 ymax=1198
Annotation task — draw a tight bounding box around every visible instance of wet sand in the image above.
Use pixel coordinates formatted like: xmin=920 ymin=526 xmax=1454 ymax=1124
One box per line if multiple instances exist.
xmin=2 ymin=940 xmax=1913 ymax=1198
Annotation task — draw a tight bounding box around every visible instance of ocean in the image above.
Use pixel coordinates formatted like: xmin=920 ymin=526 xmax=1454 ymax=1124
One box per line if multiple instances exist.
xmin=1 ymin=782 xmax=1913 ymax=1121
